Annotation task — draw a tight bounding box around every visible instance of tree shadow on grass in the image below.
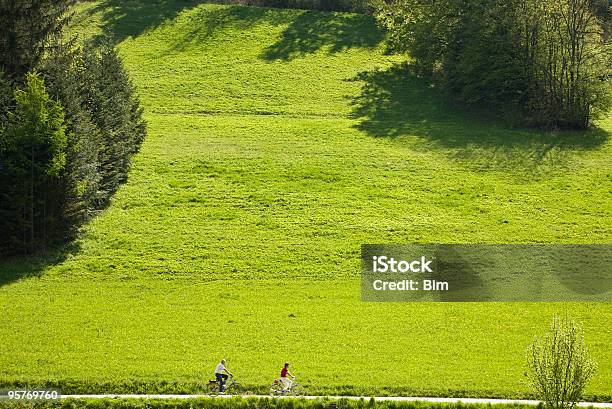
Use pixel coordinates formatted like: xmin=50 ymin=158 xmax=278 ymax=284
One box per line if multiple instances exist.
xmin=78 ymin=0 xmax=203 ymax=44
xmin=166 ymin=5 xmax=293 ymax=52
xmin=349 ymin=63 xmax=609 ymax=175
xmin=166 ymin=5 xmax=384 ymax=58
xmin=260 ymin=10 xmax=384 ymax=61
xmin=0 ymin=242 xmax=81 ymax=288
xmin=79 ymin=0 xmax=384 ymax=59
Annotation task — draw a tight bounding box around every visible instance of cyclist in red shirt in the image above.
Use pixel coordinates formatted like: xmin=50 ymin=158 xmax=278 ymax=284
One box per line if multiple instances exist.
xmin=280 ymin=362 xmax=294 ymax=392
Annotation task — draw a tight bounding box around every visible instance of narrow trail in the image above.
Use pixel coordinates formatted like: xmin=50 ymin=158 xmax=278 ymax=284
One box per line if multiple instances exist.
xmin=59 ymin=394 xmax=612 ymax=407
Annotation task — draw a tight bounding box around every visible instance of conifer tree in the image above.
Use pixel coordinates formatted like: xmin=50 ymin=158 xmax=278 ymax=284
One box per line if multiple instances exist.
xmin=0 ymin=72 xmax=68 ymax=254
xmin=0 ymin=0 xmax=76 ymax=79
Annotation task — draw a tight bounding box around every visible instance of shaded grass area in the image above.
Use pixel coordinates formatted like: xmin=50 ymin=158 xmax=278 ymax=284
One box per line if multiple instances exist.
xmin=73 ymin=0 xmax=383 ymax=61
xmin=73 ymin=0 xmax=200 ymax=43
xmin=349 ymin=64 xmax=609 ymax=174
xmin=0 ymin=243 xmax=81 ymax=287
xmin=260 ymin=10 xmax=384 ymax=60
xmin=1 ymin=0 xmax=611 ymax=401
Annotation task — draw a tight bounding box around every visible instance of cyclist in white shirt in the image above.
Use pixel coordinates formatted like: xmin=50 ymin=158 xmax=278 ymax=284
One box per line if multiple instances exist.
xmin=214 ymin=359 xmax=232 ymax=392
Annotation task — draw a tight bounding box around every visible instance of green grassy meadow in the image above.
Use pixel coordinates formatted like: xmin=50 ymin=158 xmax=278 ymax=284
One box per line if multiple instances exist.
xmin=0 ymin=398 xmax=541 ymax=409
xmin=0 ymin=0 xmax=611 ymax=399
xmin=0 ymin=398 xmax=539 ymax=409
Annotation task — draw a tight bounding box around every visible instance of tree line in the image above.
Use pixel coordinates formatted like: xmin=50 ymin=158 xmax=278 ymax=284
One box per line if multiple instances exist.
xmin=373 ymin=0 xmax=611 ymax=128
xmin=0 ymin=0 xmax=146 ymax=257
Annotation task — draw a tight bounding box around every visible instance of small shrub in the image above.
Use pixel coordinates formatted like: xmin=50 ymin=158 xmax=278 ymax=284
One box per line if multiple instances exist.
xmin=526 ymin=316 xmax=597 ymax=409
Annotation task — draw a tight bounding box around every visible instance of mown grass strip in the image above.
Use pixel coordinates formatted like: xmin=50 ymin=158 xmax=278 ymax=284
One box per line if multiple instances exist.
xmin=0 ymin=397 xmax=541 ymax=409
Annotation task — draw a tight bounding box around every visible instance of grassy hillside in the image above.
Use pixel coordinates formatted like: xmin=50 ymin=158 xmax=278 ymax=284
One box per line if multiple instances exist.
xmin=0 ymin=0 xmax=611 ymax=399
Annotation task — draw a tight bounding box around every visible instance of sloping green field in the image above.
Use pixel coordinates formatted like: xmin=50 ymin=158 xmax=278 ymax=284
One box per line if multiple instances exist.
xmin=0 ymin=0 xmax=611 ymax=399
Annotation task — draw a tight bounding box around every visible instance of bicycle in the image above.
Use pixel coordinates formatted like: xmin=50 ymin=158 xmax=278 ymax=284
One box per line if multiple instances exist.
xmin=269 ymin=377 xmax=305 ymax=396
xmin=206 ymin=374 xmax=244 ymax=395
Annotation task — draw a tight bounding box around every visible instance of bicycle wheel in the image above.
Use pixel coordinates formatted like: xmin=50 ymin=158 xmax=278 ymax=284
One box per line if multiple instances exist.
xmin=206 ymin=381 xmax=220 ymax=396
xmin=290 ymin=384 xmax=305 ymax=396
xmin=226 ymin=382 xmax=244 ymax=395
xmin=269 ymin=382 xmax=283 ymax=396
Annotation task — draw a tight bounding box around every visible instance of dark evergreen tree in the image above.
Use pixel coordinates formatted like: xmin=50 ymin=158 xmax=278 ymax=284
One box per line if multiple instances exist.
xmin=81 ymin=39 xmax=146 ymax=207
xmin=0 ymin=70 xmax=14 ymax=118
xmin=0 ymin=72 xmax=68 ymax=255
xmin=0 ymin=7 xmax=146 ymax=257
xmin=41 ymin=44 xmax=101 ymax=229
xmin=0 ymin=0 xmax=76 ymax=79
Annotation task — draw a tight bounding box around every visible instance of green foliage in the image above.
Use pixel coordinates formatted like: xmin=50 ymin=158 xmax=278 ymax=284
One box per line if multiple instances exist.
xmin=526 ymin=316 xmax=597 ymax=409
xmin=79 ymin=39 xmax=146 ymax=207
xmin=40 ymin=44 xmax=101 ymax=228
xmin=0 ymin=0 xmax=76 ymax=78
xmin=373 ymin=0 xmax=612 ymax=128
xmin=371 ymin=0 xmax=452 ymax=72
xmin=0 ymin=72 xmax=68 ymax=254
xmin=519 ymin=0 xmax=612 ymax=128
xmin=0 ymin=70 xmax=14 ymax=120
xmin=39 ymin=38 xmax=147 ymax=218
xmin=0 ymin=7 xmax=146 ymax=255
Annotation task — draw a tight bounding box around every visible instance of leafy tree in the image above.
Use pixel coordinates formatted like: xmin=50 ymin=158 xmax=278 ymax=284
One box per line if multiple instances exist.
xmin=0 ymin=72 xmax=68 ymax=255
xmin=518 ymin=0 xmax=612 ymax=127
xmin=373 ymin=0 xmax=611 ymax=128
xmin=526 ymin=316 xmax=597 ymax=409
